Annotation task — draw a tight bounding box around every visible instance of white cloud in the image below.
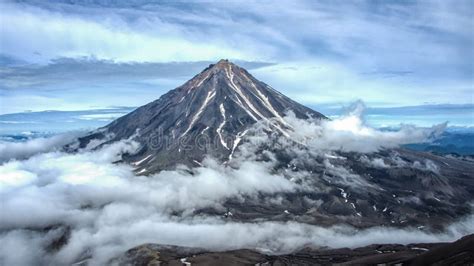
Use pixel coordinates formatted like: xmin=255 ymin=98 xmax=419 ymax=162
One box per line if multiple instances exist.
xmin=0 ymin=132 xmax=82 ymax=163
xmin=2 ymin=0 xmax=471 ymax=71
xmin=360 ymin=156 xmax=389 ymax=168
xmin=0 ymin=3 xmax=254 ymax=64
xmin=249 ymin=101 xmax=447 ymax=153
xmin=0 ymin=137 xmax=298 ymax=264
xmin=1 ymin=0 xmax=472 ymax=112
xmin=251 ymin=62 xmax=473 ymax=106
xmin=77 ymin=113 xmax=128 ymax=121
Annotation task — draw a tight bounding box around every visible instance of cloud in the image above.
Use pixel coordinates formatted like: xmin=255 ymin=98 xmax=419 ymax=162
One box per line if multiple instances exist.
xmin=251 ymin=62 xmax=474 ymax=108
xmin=257 ymin=101 xmax=448 ymax=153
xmin=359 ymin=156 xmax=389 ymax=169
xmin=2 ymin=0 xmax=472 ymax=71
xmin=0 ymin=138 xmax=471 ymax=265
xmin=0 ymin=137 xmax=297 ymax=265
xmin=0 ymin=57 xmax=274 ymax=90
xmin=77 ymin=113 xmax=130 ymax=122
xmin=0 ymin=2 xmax=255 ymax=63
xmin=0 ymin=58 xmax=274 ymax=114
xmin=2 ymin=0 xmax=472 ymax=78
xmin=317 ymin=103 xmax=474 ymax=116
xmin=0 ymin=108 xmax=136 ymax=135
xmin=1 ymin=0 xmax=472 ymax=112
xmin=0 ymin=132 xmax=83 ymax=163
xmin=0 ymin=142 xmax=471 ymax=265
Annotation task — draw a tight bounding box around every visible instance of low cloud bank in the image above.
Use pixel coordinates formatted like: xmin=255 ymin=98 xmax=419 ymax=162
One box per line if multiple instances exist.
xmin=1 ymin=102 xmax=469 ymax=265
xmin=281 ymin=101 xmax=446 ymax=153
xmin=0 ymin=138 xmax=299 ymax=265
xmin=0 ymin=132 xmax=83 ymax=163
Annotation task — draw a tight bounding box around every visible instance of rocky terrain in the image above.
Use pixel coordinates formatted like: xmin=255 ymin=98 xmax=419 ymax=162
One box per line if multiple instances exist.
xmin=114 ymin=234 xmax=474 ymax=265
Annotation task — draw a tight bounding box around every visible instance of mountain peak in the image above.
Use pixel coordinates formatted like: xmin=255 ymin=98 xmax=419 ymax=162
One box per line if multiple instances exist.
xmin=189 ymin=59 xmax=242 ymax=91
xmin=79 ymin=60 xmax=326 ymax=173
xmin=207 ymin=59 xmax=236 ymax=72
xmin=216 ymin=58 xmax=231 ymax=66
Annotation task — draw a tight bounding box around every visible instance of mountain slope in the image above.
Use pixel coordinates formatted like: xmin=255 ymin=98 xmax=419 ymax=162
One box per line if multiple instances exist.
xmin=76 ymin=59 xmax=325 ymax=173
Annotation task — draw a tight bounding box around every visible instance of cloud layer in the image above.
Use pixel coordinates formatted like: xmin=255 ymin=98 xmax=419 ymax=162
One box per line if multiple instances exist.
xmin=2 ymin=0 xmax=472 ymax=70
xmin=0 ymin=132 xmax=82 ymax=162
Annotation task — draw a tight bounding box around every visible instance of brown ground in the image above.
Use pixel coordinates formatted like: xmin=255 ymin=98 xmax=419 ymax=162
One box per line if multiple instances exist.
xmin=115 ymin=234 xmax=474 ymax=266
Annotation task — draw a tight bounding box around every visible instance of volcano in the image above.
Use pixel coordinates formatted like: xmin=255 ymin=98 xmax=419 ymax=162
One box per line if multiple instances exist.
xmin=76 ymin=59 xmax=325 ymax=173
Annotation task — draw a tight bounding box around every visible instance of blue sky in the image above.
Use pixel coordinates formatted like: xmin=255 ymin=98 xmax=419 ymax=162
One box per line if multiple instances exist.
xmin=0 ymin=0 xmax=473 ymax=119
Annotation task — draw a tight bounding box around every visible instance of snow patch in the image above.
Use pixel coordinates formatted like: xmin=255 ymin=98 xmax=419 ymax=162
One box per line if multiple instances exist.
xmin=229 ymin=130 xmax=248 ymax=160
xmin=243 ymin=72 xmax=290 ymax=127
xmin=180 ymin=257 xmax=191 ymax=266
xmin=217 ymin=103 xmax=229 ymax=150
xmin=182 ymin=89 xmax=216 ymax=137
xmin=132 ymin=154 xmax=152 ymax=166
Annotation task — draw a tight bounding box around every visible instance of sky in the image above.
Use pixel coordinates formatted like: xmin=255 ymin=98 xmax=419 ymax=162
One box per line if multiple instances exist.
xmin=0 ymin=0 xmax=473 ymax=119
xmin=1 ymin=2 xmax=474 ymax=263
